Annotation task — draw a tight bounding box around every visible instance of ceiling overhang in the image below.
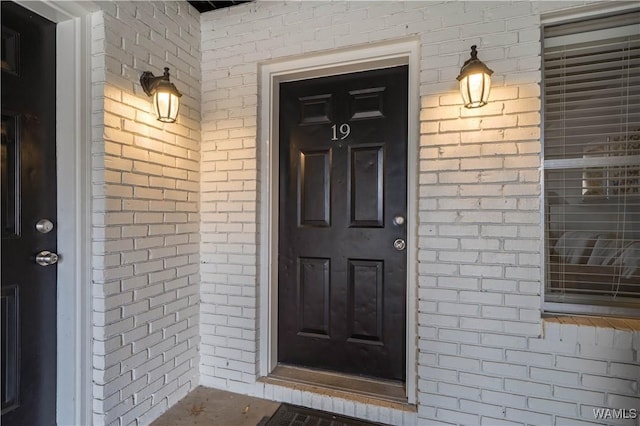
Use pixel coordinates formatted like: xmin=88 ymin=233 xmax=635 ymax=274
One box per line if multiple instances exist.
xmin=187 ymin=1 xmax=252 ymax=13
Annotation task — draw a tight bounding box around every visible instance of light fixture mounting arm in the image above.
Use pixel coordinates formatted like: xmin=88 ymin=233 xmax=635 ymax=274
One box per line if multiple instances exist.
xmin=457 ymin=45 xmax=493 ymax=82
xmin=140 ymin=67 xmax=173 ymax=96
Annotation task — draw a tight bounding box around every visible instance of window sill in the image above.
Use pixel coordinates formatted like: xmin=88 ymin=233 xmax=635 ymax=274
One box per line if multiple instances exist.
xmin=543 ymin=314 xmax=640 ymax=331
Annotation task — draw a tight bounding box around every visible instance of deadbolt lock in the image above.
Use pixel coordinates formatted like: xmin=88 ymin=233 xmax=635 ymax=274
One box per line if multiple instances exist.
xmin=36 ymin=219 xmax=54 ymax=234
xmin=393 ymin=215 xmax=405 ymax=226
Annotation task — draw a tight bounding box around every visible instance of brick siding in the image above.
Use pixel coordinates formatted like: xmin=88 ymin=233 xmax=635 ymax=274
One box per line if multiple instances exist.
xmin=87 ymin=1 xmax=639 ymax=425
xmin=90 ymin=2 xmax=201 ymax=425
xmin=199 ymin=2 xmax=640 ymax=425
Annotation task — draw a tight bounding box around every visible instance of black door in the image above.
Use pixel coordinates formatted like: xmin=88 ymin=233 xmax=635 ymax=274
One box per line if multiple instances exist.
xmin=278 ymin=66 xmax=408 ymax=381
xmin=2 ymin=3 xmax=57 ymax=425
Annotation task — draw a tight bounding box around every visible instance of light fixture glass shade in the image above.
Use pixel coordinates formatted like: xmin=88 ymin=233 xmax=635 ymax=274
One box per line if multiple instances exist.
xmin=153 ymin=88 xmax=181 ymax=123
xmin=140 ymin=67 xmax=182 ymax=123
xmin=457 ymin=45 xmax=493 ymax=108
xmin=459 ymin=71 xmax=492 ymax=108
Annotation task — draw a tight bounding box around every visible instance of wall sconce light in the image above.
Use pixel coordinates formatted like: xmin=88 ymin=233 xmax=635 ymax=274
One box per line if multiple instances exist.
xmin=457 ymin=45 xmax=493 ymax=108
xmin=140 ymin=67 xmax=182 ymax=123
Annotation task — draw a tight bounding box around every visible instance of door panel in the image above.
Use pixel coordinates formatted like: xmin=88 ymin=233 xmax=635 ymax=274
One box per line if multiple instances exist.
xmin=349 ymin=145 xmax=384 ymax=227
xmin=1 ymin=3 xmax=57 ymax=424
xmin=348 ymin=259 xmax=384 ymax=342
xmin=278 ymin=66 xmax=408 ymax=381
xmin=298 ymin=149 xmax=331 ymax=227
xmin=298 ymin=258 xmax=331 ymax=337
xmin=2 ymin=113 xmax=20 ymax=238
xmin=1 ymin=285 xmax=19 ymax=413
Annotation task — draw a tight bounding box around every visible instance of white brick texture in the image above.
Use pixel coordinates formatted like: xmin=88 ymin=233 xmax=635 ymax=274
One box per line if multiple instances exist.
xmin=199 ymin=1 xmax=640 ymax=426
xmin=91 ymin=2 xmax=201 ymax=425
xmin=79 ymin=1 xmax=640 ymax=425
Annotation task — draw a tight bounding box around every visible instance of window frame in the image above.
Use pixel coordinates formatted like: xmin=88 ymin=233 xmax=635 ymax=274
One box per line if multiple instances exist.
xmin=541 ymin=8 xmax=640 ymax=318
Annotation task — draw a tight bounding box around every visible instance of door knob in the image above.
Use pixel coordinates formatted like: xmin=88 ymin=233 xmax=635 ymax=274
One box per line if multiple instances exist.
xmin=35 ymin=250 xmax=59 ymax=266
xmin=393 ymin=238 xmax=406 ymax=251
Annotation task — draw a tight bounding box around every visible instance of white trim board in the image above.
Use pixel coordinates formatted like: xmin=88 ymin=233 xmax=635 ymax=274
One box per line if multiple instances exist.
xmin=258 ymin=38 xmax=420 ymax=404
xmin=13 ymin=2 xmax=97 ymax=424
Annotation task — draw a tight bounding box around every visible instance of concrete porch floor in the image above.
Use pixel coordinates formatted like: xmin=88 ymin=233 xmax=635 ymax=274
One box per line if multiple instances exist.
xmin=150 ymin=386 xmax=281 ymax=426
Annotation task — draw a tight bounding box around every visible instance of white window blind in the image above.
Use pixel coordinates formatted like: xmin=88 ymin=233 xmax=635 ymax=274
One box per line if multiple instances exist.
xmin=543 ymin=11 xmax=640 ymax=316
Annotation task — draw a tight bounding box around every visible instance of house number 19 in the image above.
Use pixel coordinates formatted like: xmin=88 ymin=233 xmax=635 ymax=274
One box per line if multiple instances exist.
xmin=331 ymin=123 xmax=351 ymax=141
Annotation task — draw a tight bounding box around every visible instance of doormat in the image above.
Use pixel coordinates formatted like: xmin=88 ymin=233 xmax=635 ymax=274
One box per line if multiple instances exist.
xmin=258 ymin=403 xmax=384 ymax=426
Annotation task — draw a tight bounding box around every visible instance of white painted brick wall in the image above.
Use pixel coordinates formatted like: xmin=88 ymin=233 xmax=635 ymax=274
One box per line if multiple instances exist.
xmin=199 ymin=1 xmax=639 ymax=425
xmin=91 ymin=2 xmax=201 ymax=425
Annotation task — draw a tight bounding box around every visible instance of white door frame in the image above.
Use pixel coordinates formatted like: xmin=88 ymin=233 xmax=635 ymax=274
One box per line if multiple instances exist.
xmin=13 ymin=2 xmax=96 ymax=424
xmin=258 ymin=38 xmax=420 ymax=404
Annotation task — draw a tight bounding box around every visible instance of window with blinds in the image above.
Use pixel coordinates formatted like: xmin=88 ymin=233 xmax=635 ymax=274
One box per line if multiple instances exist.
xmin=543 ymin=11 xmax=640 ymax=317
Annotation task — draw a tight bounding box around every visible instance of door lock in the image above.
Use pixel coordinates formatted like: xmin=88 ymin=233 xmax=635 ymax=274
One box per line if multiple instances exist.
xmin=35 ymin=219 xmax=54 ymax=234
xmin=35 ymin=250 xmax=59 ymax=266
xmin=393 ymin=238 xmax=406 ymax=251
xmin=393 ymin=215 xmax=405 ymax=226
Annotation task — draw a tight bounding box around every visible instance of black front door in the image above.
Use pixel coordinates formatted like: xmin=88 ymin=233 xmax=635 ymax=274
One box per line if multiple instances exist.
xmin=278 ymin=66 xmax=408 ymax=381
xmin=2 ymin=3 xmax=57 ymax=424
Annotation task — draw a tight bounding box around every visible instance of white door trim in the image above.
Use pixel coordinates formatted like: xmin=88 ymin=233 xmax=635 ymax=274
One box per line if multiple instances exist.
xmin=13 ymin=2 xmax=97 ymax=424
xmin=258 ymin=38 xmax=420 ymax=404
